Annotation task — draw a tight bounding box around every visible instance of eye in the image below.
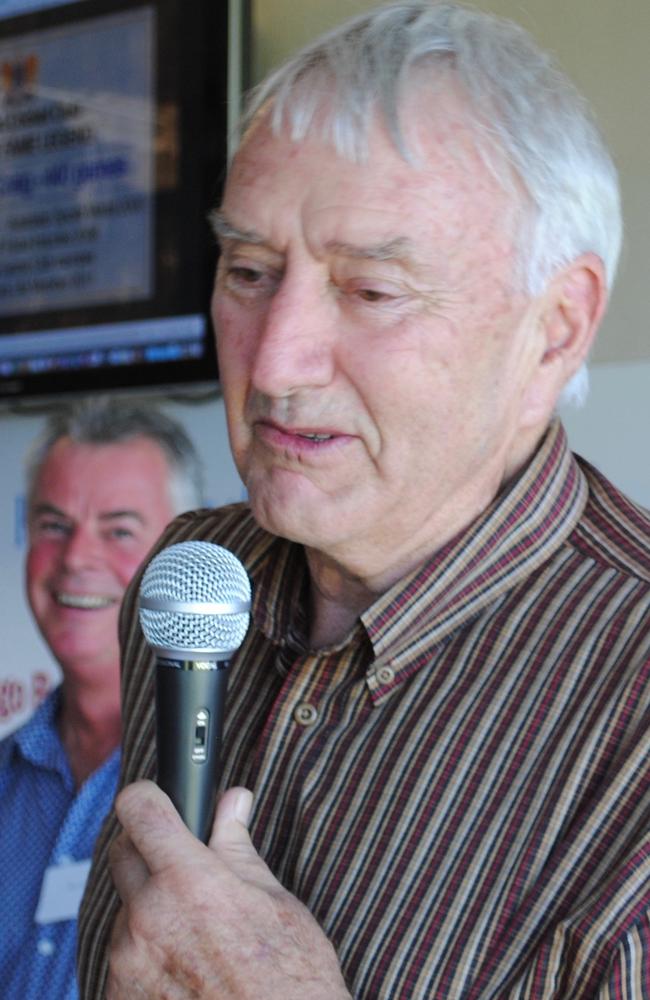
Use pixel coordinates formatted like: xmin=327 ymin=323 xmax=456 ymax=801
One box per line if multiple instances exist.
xmin=219 ymin=259 xmax=281 ymax=300
xmin=342 ymin=279 xmax=405 ymax=307
xmin=355 ymin=288 xmax=392 ymax=302
xmin=229 ymin=266 xmax=264 ymax=285
xmin=34 ymin=518 xmax=70 ymax=538
xmin=106 ymin=526 xmax=136 ymax=541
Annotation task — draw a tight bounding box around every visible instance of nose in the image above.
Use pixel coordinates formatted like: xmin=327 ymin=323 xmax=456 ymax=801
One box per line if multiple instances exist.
xmin=60 ymin=524 xmax=102 ymax=573
xmin=250 ymin=270 xmax=336 ymax=399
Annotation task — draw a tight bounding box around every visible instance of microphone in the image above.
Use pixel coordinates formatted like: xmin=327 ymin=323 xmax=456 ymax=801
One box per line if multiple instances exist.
xmin=138 ymin=540 xmax=251 ymax=842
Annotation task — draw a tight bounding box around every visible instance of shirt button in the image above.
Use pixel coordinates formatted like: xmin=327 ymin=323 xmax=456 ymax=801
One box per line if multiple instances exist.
xmin=37 ymin=938 xmax=55 ymax=957
xmin=294 ymin=702 xmax=318 ymax=726
xmin=376 ymin=665 xmax=395 ymax=685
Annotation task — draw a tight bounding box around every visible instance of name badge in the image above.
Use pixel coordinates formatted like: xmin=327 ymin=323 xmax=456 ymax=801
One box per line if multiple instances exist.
xmin=35 ymin=858 xmax=92 ymax=924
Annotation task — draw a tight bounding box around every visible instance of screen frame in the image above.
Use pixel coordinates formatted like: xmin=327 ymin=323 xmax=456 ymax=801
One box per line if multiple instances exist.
xmin=0 ymin=0 xmax=248 ymax=401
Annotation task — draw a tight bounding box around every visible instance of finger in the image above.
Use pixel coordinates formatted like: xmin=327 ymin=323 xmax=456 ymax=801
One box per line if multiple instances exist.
xmin=114 ymin=779 xmax=205 ymax=874
xmin=108 ymin=830 xmax=151 ymax=905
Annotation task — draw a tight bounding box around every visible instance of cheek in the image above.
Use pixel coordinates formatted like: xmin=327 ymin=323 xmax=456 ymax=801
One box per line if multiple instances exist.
xmin=111 ymin=550 xmax=153 ymax=592
xmin=214 ymin=299 xmax=260 ymax=376
xmin=25 ymin=544 xmax=55 ymax=589
xmin=215 ymin=310 xmax=259 ymax=451
xmin=25 ymin=547 xmax=55 ymax=623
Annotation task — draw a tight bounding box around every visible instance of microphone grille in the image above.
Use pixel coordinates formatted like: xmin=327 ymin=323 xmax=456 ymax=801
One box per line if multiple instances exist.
xmin=139 ymin=540 xmax=251 ymax=655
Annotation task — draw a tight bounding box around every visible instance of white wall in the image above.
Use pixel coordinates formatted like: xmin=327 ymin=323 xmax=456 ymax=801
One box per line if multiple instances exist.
xmin=560 ymin=361 xmax=650 ymax=509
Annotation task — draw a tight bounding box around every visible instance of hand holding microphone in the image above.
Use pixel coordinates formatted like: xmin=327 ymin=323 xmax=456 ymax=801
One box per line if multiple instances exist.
xmin=138 ymin=541 xmax=251 ymax=842
xmin=108 ymin=780 xmax=351 ymax=1000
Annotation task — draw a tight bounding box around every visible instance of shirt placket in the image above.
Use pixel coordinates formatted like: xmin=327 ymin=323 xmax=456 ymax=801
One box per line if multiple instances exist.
xmin=248 ymin=641 xmax=369 ymax=865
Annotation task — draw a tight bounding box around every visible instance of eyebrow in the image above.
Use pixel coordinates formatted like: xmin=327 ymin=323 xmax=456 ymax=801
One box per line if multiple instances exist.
xmin=323 ymin=237 xmax=415 ymax=263
xmin=211 ymin=210 xmax=416 ymax=264
xmin=209 ymin=210 xmax=264 ymax=246
xmin=31 ymin=502 xmax=146 ymax=525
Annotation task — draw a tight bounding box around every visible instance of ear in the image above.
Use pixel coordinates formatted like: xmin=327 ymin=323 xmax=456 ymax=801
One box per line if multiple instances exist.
xmin=541 ymin=252 xmax=607 ymax=373
xmin=520 ymin=253 xmax=608 ymax=426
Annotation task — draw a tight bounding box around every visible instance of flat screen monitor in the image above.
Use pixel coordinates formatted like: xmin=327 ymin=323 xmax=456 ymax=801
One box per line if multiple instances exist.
xmin=0 ymin=0 xmax=246 ymax=400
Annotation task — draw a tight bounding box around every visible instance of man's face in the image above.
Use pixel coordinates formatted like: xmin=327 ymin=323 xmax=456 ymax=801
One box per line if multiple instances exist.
xmin=213 ymin=98 xmax=548 ymax=584
xmin=26 ymin=436 xmax=176 ymax=679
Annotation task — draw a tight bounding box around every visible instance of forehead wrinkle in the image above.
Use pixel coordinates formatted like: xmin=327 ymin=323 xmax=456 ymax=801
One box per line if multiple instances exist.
xmin=324 ymin=236 xmax=416 ymax=263
xmin=98 ymin=510 xmax=146 ymax=523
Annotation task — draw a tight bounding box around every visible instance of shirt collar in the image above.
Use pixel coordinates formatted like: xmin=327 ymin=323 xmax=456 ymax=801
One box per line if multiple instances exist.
xmin=362 ymin=420 xmax=587 ymax=691
xmin=0 ymin=685 xmax=122 ymax=788
xmin=0 ymin=685 xmax=70 ymax=779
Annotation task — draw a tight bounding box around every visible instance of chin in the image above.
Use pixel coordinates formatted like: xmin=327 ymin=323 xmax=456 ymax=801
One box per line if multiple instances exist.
xmin=249 ymin=491 xmax=320 ymax=547
xmin=247 ymin=465 xmax=355 ymax=547
xmin=251 ymin=500 xmax=303 ymax=543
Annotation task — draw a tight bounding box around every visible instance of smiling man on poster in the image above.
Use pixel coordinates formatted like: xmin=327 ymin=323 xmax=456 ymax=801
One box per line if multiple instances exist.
xmin=0 ymin=397 xmax=203 ymax=1000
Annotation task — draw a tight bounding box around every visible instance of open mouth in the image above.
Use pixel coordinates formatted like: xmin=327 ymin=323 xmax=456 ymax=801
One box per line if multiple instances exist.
xmin=297 ymin=432 xmax=334 ymax=442
xmin=55 ymin=593 xmax=117 ymax=610
xmin=254 ymin=419 xmax=347 ymax=456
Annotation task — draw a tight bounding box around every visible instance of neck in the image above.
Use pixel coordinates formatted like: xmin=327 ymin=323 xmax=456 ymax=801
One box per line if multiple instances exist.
xmin=305 ymin=550 xmax=382 ymax=648
xmin=58 ymin=674 xmax=121 ymax=787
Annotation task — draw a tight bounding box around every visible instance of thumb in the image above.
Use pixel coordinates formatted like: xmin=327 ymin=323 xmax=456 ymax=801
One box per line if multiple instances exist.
xmin=208 ymin=786 xmax=254 ymax=853
xmin=208 ymin=787 xmax=278 ymax=889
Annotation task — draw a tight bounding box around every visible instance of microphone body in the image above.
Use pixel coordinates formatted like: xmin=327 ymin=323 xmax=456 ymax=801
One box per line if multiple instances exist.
xmin=138 ymin=541 xmax=251 ymax=842
xmin=155 ymin=655 xmax=229 ymax=842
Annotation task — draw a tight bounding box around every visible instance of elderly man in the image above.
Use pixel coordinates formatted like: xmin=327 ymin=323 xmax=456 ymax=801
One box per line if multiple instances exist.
xmin=79 ymin=4 xmax=649 ymax=998
xmin=0 ymin=397 xmax=203 ymax=1000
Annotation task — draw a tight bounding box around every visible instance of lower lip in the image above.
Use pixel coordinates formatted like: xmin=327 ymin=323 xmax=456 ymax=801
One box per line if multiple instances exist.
xmin=255 ymin=422 xmax=350 ymax=458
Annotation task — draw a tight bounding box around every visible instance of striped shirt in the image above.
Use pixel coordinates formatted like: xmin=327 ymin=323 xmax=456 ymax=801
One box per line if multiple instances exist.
xmin=78 ymin=420 xmax=650 ymax=999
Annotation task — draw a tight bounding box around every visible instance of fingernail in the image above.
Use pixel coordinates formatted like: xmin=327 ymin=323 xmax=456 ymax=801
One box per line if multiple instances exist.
xmin=234 ymin=788 xmax=253 ymax=826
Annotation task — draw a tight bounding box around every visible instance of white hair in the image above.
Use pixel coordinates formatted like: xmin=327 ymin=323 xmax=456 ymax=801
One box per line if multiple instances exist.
xmin=26 ymin=396 xmax=204 ymax=514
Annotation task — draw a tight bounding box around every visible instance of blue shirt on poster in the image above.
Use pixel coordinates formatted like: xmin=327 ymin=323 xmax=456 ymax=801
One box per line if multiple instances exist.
xmin=0 ymin=686 xmax=120 ymax=1000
